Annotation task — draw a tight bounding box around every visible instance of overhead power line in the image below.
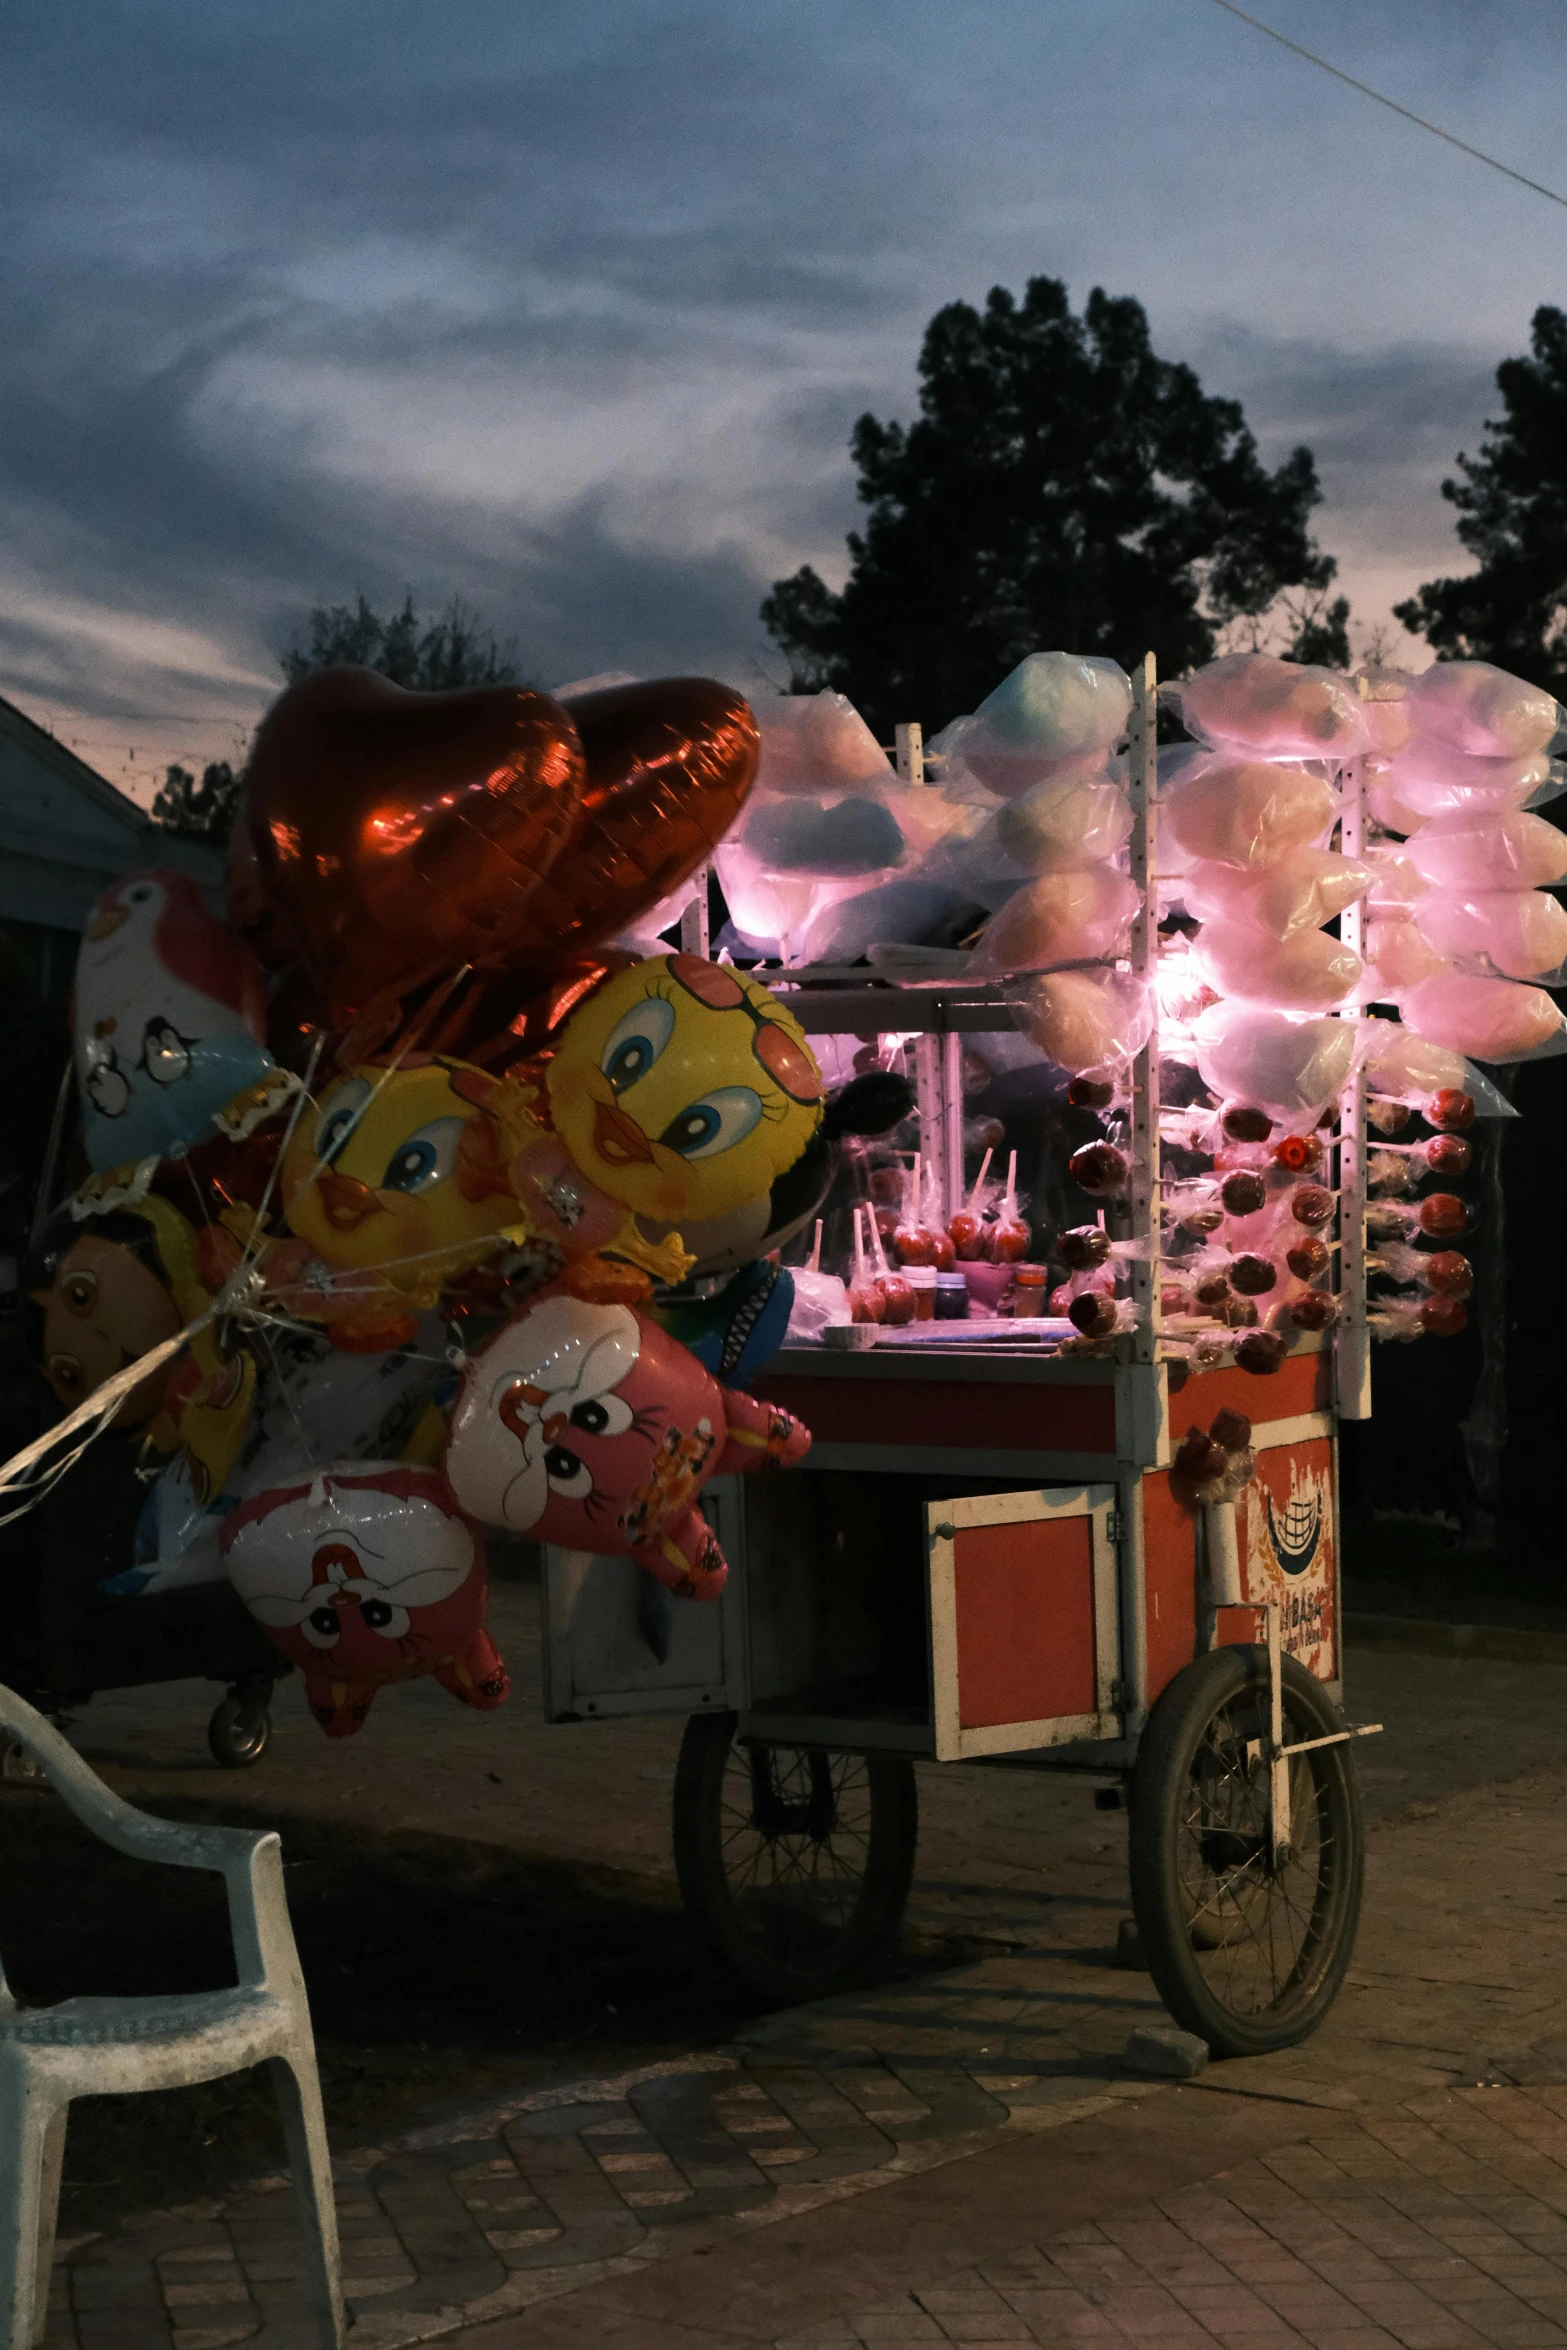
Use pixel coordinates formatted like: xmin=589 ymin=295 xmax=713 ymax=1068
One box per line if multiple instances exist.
xmin=1206 ymin=0 xmax=1567 ymax=210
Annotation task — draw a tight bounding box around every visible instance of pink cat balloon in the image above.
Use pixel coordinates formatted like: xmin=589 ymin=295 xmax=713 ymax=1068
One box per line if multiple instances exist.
xmin=444 ymin=1289 xmax=811 ymax=1600
xmin=221 ymin=1464 xmax=508 ymax=1738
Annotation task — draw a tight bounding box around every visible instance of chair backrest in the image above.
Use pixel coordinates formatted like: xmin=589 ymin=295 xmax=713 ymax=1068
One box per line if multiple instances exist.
xmin=0 ymin=1681 xmax=240 ymax=1873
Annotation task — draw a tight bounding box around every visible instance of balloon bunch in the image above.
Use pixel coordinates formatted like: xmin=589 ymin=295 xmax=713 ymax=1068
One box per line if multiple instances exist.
xmin=10 ymin=666 xmax=836 ymax=1734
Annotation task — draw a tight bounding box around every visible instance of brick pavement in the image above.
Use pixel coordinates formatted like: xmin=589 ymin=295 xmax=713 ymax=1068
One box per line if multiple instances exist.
xmin=39 ymin=1727 xmax=1567 ymax=2350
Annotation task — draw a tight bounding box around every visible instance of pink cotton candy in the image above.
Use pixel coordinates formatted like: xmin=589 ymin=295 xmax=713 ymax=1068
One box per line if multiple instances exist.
xmin=971 ymin=866 xmax=1139 ymax=974
xmin=1363 ymin=845 xmax=1428 ymax=906
xmin=1404 ymin=661 xmax=1561 ymax=760
xmin=753 ymin=690 xmax=892 ymax=795
xmin=1183 ymin=848 xmax=1369 ymax=939
xmin=1163 ymin=760 xmax=1338 ymax=871
xmin=1405 ymin=809 xmax=1567 ymax=892
xmin=1386 ymin=732 xmax=1551 ymax=802
xmin=1176 ymin=653 xmax=1371 ymax=758
xmin=1401 ymin=973 xmax=1566 ymax=1061
xmin=1194 ymin=1006 xmax=1355 ymax=1119
xmin=1360 ymin=1021 xmax=1467 ymax=1102
xmin=1366 ymin=780 xmax=1429 ymax=837
xmin=993 ymin=776 xmax=1132 ymax=869
xmin=1359 ymin=914 xmax=1450 ymax=999
xmin=1194 ymin=920 xmax=1361 ymax=1011
xmin=1013 ymin=968 xmax=1153 ymax=1069
xmin=1414 ymin=888 xmax=1567 ymax=980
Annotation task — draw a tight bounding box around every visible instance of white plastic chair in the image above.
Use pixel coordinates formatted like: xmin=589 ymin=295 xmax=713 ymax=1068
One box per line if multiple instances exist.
xmin=0 ymin=1683 xmax=343 ymax=2349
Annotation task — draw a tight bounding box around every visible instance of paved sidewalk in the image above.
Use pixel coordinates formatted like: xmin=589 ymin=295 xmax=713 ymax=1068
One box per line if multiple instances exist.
xmin=43 ymin=1726 xmax=1567 ymax=2350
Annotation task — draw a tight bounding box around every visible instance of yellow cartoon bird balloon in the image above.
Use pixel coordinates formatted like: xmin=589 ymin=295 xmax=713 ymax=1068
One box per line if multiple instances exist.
xmin=270 ymin=959 xmax=823 ymax=1352
xmin=545 ymin=954 xmax=825 ymax=1224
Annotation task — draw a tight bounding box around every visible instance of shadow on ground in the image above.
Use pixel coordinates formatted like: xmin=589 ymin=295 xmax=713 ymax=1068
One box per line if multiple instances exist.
xmin=0 ymin=1785 xmax=976 ymax=2236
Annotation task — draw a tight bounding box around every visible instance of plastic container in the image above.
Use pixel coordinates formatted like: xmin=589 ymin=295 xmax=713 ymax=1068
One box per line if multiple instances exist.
xmin=1010 ymin=1265 xmax=1050 ymax=1318
xmin=962 ymin=1261 xmax=1015 ymax=1314
xmin=933 ymin=1273 xmax=970 ymax=1321
xmin=905 ymin=1267 xmax=938 ymax=1322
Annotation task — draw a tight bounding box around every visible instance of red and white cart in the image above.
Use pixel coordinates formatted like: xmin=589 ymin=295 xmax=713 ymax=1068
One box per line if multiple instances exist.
xmin=536 ymin=661 xmax=1378 ymax=2060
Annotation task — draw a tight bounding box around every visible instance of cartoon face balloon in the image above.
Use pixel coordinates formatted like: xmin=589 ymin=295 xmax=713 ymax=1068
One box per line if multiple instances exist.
xmin=220 ymin=1463 xmax=509 ymax=1737
xmin=24 ymin=1210 xmax=183 ymax=1425
xmin=75 ymin=869 xmax=290 ymax=1173
xmin=545 ymin=954 xmax=824 ymax=1227
xmin=279 ymin=1057 xmax=524 ymax=1316
xmin=445 ymin=1288 xmax=810 ymax=1600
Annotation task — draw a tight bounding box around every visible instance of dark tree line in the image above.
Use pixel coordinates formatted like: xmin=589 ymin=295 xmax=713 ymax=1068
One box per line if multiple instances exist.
xmin=762 ymin=276 xmax=1349 ymax=738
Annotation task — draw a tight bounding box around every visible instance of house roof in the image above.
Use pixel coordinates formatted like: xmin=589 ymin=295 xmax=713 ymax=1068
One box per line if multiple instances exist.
xmin=0 ymin=691 xmax=224 ymax=931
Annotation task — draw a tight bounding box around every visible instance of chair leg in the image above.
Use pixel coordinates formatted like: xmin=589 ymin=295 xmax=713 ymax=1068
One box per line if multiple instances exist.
xmin=269 ymin=2053 xmax=344 ymax=2350
xmin=31 ymin=2106 xmax=68 ymax=2347
xmin=0 ymin=2065 xmax=69 ymax=2350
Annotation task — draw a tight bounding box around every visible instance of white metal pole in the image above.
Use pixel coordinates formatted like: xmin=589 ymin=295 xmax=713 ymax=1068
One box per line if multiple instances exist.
xmin=1334 ymin=760 xmax=1371 ymax=1418
xmin=1126 ymin=654 xmax=1162 ymax=1374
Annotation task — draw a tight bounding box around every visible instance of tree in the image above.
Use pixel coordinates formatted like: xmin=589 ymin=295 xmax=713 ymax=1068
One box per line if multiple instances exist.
xmin=151 ymin=759 xmax=242 ymax=846
xmin=1395 ymin=306 xmax=1567 ymax=699
xmin=280 ymin=593 xmax=521 ymax=691
xmin=761 ymin=277 xmax=1344 ymax=737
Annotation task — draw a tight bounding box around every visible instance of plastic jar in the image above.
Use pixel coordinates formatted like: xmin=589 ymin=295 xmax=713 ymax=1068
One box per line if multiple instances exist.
xmin=933 ymin=1272 xmax=970 ymax=1320
xmin=905 ymin=1266 xmax=938 ymax=1321
xmin=1010 ymin=1265 xmax=1050 ymax=1318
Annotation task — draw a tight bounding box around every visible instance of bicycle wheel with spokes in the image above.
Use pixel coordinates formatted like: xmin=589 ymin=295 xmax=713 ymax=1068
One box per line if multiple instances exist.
xmin=1129 ymin=1645 xmax=1364 ymax=2058
xmin=673 ymin=1712 xmax=918 ymax=2003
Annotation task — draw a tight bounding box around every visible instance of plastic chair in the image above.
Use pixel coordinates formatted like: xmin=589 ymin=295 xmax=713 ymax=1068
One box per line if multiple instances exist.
xmin=0 ymin=1683 xmax=343 ymax=2349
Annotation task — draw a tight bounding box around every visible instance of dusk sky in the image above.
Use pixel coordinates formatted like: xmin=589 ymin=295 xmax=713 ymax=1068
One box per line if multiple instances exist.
xmin=3 ymin=0 xmax=1562 ymax=799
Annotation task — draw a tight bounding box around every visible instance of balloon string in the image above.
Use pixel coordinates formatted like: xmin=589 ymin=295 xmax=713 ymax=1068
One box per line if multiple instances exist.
xmin=0 ymin=1312 xmax=213 ymax=1505
xmin=234 ymin=1030 xmax=325 ymax=1286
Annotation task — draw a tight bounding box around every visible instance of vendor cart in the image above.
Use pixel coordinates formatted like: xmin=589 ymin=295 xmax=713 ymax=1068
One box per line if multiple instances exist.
xmin=534 ymin=659 xmax=1379 ymax=2060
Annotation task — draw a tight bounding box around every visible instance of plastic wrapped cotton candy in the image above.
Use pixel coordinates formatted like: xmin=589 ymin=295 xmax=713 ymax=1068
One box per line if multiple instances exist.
xmin=1360 ymin=1021 xmax=1467 ymax=1103
xmin=742 ymin=794 xmax=905 ymax=877
xmin=1401 ymin=973 xmax=1567 ymax=1061
xmin=1414 ymin=888 xmax=1567 ymax=980
xmin=1405 ymin=808 xmax=1567 ymax=892
xmin=1359 ymin=914 xmax=1450 ymax=999
xmin=753 ymin=690 xmax=892 ymax=795
xmin=991 ymin=774 xmax=1133 ymax=872
xmin=971 ymin=866 xmax=1139 ymax=975
xmin=1194 ymin=922 xmax=1360 ymax=1011
xmin=1382 ymin=736 xmax=1553 ymax=818
xmin=800 ymin=876 xmax=984 ymax=963
xmin=1182 ymin=848 xmax=1369 ymax=940
xmin=1404 ymin=661 xmax=1562 ymax=760
xmin=712 ymin=840 xmax=855 ymax=956
xmin=1175 ymin=653 xmax=1371 ymax=759
xmin=966 ymin=652 xmax=1132 ymax=774
xmin=1194 ymin=1004 xmax=1356 ymax=1119
xmin=1014 ymin=968 xmax=1153 ymax=1072
xmin=1364 ymin=845 xmax=1428 ymax=906
xmin=1163 ymin=760 xmax=1338 ymax=870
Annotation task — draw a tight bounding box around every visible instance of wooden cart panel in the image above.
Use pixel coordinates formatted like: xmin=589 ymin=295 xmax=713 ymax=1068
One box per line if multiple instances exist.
xmin=927 ymin=1486 xmax=1118 ymax=1761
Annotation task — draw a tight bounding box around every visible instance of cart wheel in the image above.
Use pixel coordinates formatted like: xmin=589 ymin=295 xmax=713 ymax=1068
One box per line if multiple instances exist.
xmin=208 ymin=1689 xmax=271 ymax=1769
xmin=673 ymin=1712 xmax=918 ymax=2004
xmin=1129 ymin=1645 xmax=1363 ymax=2059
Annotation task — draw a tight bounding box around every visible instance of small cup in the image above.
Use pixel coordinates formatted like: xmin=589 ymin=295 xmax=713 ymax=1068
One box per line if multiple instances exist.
xmin=934 ymin=1272 xmax=970 ymax=1321
xmin=905 ymin=1266 xmax=938 ymax=1322
xmin=962 ymin=1260 xmax=1015 ymax=1315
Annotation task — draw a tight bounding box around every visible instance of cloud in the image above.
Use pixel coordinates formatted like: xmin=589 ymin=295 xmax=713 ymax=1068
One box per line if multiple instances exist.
xmin=0 ymin=0 xmax=1558 ymax=783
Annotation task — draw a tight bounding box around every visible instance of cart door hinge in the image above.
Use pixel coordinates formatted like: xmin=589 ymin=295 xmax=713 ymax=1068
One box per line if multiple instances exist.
xmin=1106 ymin=1510 xmax=1126 ymax=1543
xmin=1109 ymin=1677 xmax=1130 ymax=1714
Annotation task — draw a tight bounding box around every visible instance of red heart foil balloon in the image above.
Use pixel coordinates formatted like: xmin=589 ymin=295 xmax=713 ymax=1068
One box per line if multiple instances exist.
xmin=500 ymin=678 xmax=759 ymax=981
xmin=243 ymin=667 xmax=586 ymax=1026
